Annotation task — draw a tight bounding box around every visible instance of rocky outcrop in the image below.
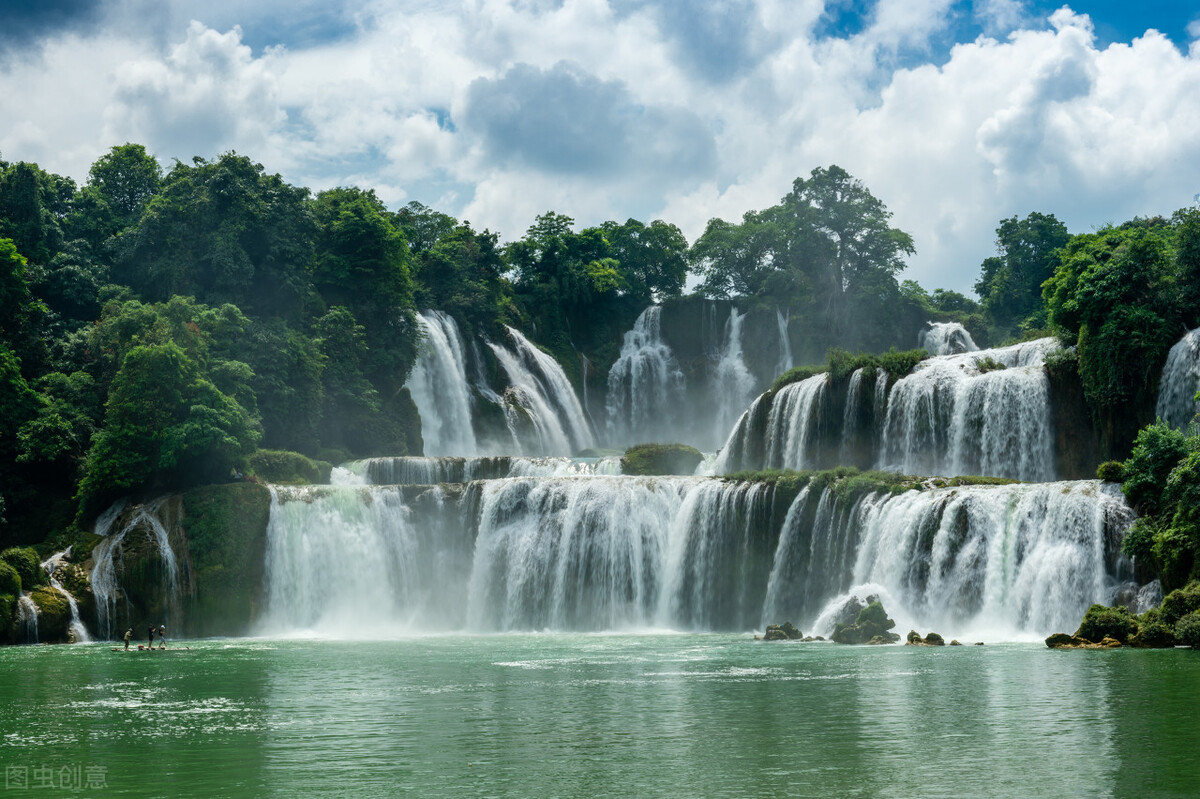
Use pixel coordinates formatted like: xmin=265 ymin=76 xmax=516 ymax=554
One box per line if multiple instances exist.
xmin=759 ymin=622 xmax=802 ymax=641
xmin=1045 ymin=633 xmax=1122 ymax=649
xmin=832 ymin=601 xmax=901 ymax=644
xmin=905 ymin=630 xmax=945 ymax=646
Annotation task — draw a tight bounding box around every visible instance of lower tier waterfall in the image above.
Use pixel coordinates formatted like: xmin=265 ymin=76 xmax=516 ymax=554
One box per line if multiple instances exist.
xmin=260 ymin=475 xmax=1134 ymax=640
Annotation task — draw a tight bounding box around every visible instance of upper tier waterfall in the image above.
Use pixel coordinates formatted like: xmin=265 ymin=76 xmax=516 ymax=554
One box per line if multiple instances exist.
xmin=714 ymin=338 xmax=1061 ymax=482
xmin=489 ymin=326 xmax=596 ymax=456
xmin=919 ymin=321 xmax=979 ymax=355
xmin=406 ymin=310 xmax=479 ymax=455
xmin=1156 ymin=326 xmax=1200 ymax=430
xmin=260 ymin=475 xmax=1133 ymax=639
xmin=605 ymin=305 xmax=687 ymax=447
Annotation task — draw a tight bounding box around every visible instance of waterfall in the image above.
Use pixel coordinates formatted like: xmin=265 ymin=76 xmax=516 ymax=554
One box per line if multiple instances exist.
xmin=1156 ymin=327 xmax=1200 ymax=430
xmin=919 ymin=322 xmax=980 ymax=355
xmin=712 ymin=374 xmax=828 ymax=474
xmin=605 ymin=305 xmax=686 ymax=447
xmin=260 ymin=474 xmax=1132 ymax=637
xmin=406 ymin=310 xmax=478 ymax=455
xmin=712 ymin=308 xmax=757 ymax=449
xmin=776 ymin=309 xmax=794 ymax=376
xmin=16 ymin=595 xmax=38 ymax=644
xmin=41 ymin=549 xmax=92 ymax=643
xmin=880 ymin=338 xmax=1059 ymax=481
xmin=488 ymin=327 xmax=595 ymax=455
xmin=89 ymin=497 xmax=182 ymax=639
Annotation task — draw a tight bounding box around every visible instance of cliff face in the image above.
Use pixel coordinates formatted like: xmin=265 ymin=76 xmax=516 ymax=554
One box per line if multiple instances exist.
xmin=87 ymin=482 xmax=272 ymax=640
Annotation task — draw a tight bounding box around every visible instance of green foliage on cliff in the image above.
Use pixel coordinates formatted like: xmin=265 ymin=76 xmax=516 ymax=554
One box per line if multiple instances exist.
xmin=1075 ymin=604 xmax=1137 ymax=644
xmin=181 ymin=482 xmax=271 ymax=637
xmin=621 ymin=443 xmax=704 ymax=476
xmin=247 ymin=450 xmax=331 ymax=485
xmin=0 ymin=547 xmax=44 ymax=590
xmin=0 ymin=561 xmax=20 ymax=596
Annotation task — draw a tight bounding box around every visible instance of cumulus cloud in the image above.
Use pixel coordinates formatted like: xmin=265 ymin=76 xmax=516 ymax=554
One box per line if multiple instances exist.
xmin=0 ymin=1 xmax=1199 ymax=294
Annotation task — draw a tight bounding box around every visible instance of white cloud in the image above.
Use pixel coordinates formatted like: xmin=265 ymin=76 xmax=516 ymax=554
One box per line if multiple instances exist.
xmin=1 ymin=1 xmax=1199 ymax=295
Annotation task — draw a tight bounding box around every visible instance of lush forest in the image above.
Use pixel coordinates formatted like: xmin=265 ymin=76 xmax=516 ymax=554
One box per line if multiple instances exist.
xmin=1 ymin=145 xmax=1199 ymax=596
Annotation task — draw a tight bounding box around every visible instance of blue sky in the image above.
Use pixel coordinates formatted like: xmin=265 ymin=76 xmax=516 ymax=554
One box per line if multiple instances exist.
xmin=1 ymin=1 xmax=1199 ymax=295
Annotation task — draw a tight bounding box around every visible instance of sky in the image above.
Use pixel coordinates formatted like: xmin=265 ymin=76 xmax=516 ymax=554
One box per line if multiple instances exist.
xmin=1 ymin=1 xmax=1199 ymax=295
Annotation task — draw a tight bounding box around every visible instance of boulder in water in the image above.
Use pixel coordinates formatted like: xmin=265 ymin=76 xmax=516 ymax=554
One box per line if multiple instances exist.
xmin=832 ymin=601 xmax=900 ymax=644
xmin=761 ymin=622 xmax=803 ymax=641
xmin=1045 ymin=633 xmax=1122 ymax=649
xmin=905 ymin=630 xmax=945 ymax=646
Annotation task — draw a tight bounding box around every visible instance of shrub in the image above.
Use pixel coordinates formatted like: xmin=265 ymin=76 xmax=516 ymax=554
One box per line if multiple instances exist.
xmin=1120 ymin=517 xmax=1157 ymax=564
xmin=975 ymin=356 xmax=1006 ymax=374
xmin=1096 ymin=461 xmax=1125 ymax=482
xmin=248 ymin=449 xmax=332 ymax=484
xmin=770 ymin=365 xmax=826 ymax=392
xmin=1075 ymin=604 xmax=1136 ymax=644
xmin=1175 ymin=610 xmax=1200 ymax=648
xmin=621 ymin=443 xmax=704 ymax=476
xmin=1122 ymin=421 xmax=1192 ymax=515
xmin=0 ymin=561 xmax=20 ymax=596
xmin=0 ymin=548 xmax=44 ymax=590
xmin=1161 ymin=582 xmax=1200 ymax=626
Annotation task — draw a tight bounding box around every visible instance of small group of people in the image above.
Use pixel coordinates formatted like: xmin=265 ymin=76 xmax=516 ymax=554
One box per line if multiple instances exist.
xmin=122 ymin=624 xmax=167 ymax=650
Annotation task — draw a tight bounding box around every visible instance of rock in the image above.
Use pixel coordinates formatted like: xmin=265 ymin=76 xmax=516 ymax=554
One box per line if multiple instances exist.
xmin=833 ymin=601 xmax=901 ymax=645
xmin=762 ymin=622 xmax=803 ymax=641
xmin=1045 ymin=633 xmax=1123 ymax=649
xmin=905 ymin=630 xmax=946 ymax=646
xmin=974 ymin=642 xmax=984 ymax=646
xmin=827 ymin=594 xmax=880 ymax=629
xmin=949 ymin=640 xmax=962 ymax=646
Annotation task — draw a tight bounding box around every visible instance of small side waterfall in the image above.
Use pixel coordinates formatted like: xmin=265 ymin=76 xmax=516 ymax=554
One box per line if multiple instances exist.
xmin=16 ymin=595 xmax=38 ymax=644
xmin=89 ymin=497 xmax=183 ymax=639
xmin=605 ymin=306 xmax=686 ymax=446
xmin=775 ymin=309 xmax=794 ymax=376
xmin=919 ymin=322 xmax=979 ymax=355
xmin=406 ymin=310 xmax=479 ymax=455
xmin=712 ymin=308 xmax=757 ymax=449
xmin=1156 ymin=327 xmax=1200 ymax=430
xmin=488 ymin=327 xmax=595 ymax=455
xmin=41 ymin=549 xmax=91 ymax=643
xmin=880 ymin=338 xmax=1058 ymax=481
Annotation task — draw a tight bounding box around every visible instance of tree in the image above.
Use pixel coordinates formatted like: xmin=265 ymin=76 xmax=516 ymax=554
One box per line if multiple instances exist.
xmin=598 ymin=218 xmax=689 ymax=303
xmin=76 ymin=341 xmax=259 ymax=522
xmin=975 ymin=212 xmax=1069 ymax=331
xmin=110 ymin=153 xmax=316 ymax=318
xmin=86 ymin=144 xmax=162 ymax=231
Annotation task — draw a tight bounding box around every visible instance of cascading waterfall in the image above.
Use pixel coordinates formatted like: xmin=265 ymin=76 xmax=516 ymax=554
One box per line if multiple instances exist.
xmin=41 ymin=549 xmax=91 ymax=643
xmin=1156 ymin=327 xmax=1200 ymax=430
xmin=711 ymin=374 xmax=828 ymax=474
xmin=488 ymin=326 xmax=595 ymax=456
xmin=880 ymin=338 xmax=1059 ymax=481
xmin=605 ymin=305 xmax=686 ymax=446
xmin=260 ymin=474 xmax=1133 ymax=638
xmin=406 ymin=310 xmax=479 ymax=455
xmin=712 ymin=308 xmax=757 ymax=449
xmin=919 ymin=322 xmax=980 ymax=355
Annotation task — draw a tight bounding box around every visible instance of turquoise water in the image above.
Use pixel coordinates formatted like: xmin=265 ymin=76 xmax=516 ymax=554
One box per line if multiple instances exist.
xmin=1 ymin=636 xmax=1198 ymax=798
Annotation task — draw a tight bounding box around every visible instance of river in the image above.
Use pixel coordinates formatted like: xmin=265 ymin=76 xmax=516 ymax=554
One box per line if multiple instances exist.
xmin=1 ymin=635 xmax=1196 ymax=798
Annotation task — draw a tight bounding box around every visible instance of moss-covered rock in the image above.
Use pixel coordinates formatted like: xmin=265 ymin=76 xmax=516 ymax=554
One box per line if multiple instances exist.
xmin=1045 ymin=633 xmax=1121 ymax=649
xmin=761 ymin=621 xmax=803 ymax=641
xmin=906 ymin=630 xmax=945 ymax=646
xmin=180 ymin=482 xmax=272 ymax=637
xmin=29 ymin=587 xmax=69 ymax=643
xmin=248 ymin=449 xmax=333 ymax=485
xmin=621 ymin=443 xmax=704 ymax=476
xmin=832 ymin=601 xmax=901 ymax=644
xmin=1096 ymin=461 xmax=1125 ymax=482
xmin=1075 ymin=604 xmax=1137 ymax=644
xmin=0 ymin=562 xmax=20 ymax=596
xmin=1129 ymin=618 xmax=1177 ymax=648
xmin=1 ymin=548 xmax=45 ymax=591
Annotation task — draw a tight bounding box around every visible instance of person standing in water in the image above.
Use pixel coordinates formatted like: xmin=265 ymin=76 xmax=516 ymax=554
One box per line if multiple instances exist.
xmin=123 ymin=629 xmax=132 ymax=650
xmin=148 ymin=624 xmax=155 ymax=649
xmin=158 ymin=625 xmax=167 ymax=648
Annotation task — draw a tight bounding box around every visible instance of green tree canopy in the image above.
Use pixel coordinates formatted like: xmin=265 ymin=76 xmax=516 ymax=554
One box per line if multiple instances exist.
xmin=975 ymin=212 xmax=1069 ymax=331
